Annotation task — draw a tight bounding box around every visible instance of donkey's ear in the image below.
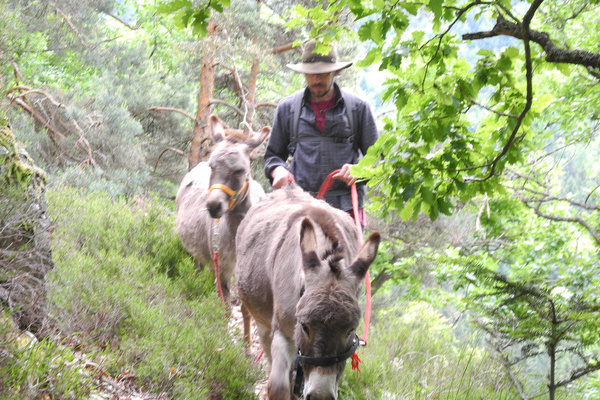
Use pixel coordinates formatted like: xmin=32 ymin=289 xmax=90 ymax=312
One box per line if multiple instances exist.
xmin=349 ymin=232 xmax=381 ymax=280
xmin=209 ymin=114 xmax=226 ymax=143
xmin=300 ymin=217 xmax=320 ymax=272
xmin=246 ymin=126 xmax=271 ymax=151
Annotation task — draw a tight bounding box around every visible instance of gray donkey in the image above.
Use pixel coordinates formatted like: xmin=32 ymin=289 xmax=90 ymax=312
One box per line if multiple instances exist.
xmin=236 ymin=187 xmax=381 ymax=400
xmin=176 ymin=114 xmax=270 ymax=304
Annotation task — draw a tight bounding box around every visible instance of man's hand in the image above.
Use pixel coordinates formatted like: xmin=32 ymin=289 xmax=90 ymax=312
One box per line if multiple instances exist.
xmin=332 ymin=163 xmax=357 ymax=186
xmin=271 ymin=166 xmax=295 ymax=189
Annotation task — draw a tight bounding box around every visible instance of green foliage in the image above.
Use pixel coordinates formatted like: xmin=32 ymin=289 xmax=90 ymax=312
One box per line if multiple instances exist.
xmin=339 ymin=302 xmax=518 ymax=399
xmin=156 ymin=0 xmax=231 ymax=36
xmin=285 ymin=1 xmax=355 ymax=46
xmin=45 ymin=187 xmax=259 ymax=398
xmin=0 ymin=310 xmax=94 ymax=400
xmin=352 ymin=33 xmax=534 ymax=220
xmin=437 ymin=198 xmax=600 ymax=398
xmin=290 ymin=0 xmax=600 ymax=224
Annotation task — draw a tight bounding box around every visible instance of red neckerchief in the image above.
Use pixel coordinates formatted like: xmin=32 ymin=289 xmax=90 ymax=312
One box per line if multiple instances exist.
xmin=310 ymin=96 xmax=337 ymax=131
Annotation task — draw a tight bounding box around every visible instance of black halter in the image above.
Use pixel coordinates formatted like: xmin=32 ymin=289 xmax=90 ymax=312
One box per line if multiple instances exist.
xmin=295 ymin=333 xmax=360 ymax=367
xmin=292 ymin=333 xmax=360 ymax=396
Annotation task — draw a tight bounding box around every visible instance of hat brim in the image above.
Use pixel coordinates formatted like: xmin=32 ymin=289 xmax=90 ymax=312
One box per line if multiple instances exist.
xmin=286 ymin=61 xmax=353 ymax=74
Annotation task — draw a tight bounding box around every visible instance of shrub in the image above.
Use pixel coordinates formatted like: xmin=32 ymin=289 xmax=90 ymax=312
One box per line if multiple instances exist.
xmin=45 ymin=187 xmax=259 ymax=399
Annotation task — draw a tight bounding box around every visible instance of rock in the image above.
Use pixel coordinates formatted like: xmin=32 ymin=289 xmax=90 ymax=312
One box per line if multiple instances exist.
xmin=0 ymin=127 xmax=54 ymax=336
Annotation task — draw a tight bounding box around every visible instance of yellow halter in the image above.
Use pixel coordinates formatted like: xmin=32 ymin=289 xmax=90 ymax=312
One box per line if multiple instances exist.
xmin=208 ymin=179 xmax=249 ymax=211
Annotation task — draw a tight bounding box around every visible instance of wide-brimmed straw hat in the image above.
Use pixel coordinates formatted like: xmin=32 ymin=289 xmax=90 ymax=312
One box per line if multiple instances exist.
xmin=286 ymin=40 xmax=353 ymax=74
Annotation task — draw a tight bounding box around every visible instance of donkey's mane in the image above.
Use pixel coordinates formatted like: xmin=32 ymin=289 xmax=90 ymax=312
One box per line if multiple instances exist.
xmin=223 ymin=129 xmax=250 ymax=143
xmin=289 ymin=205 xmax=341 ymax=249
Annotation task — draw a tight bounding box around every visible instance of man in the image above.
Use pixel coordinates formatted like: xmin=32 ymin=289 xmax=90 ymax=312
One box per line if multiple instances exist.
xmin=264 ymin=40 xmax=379 ymax=226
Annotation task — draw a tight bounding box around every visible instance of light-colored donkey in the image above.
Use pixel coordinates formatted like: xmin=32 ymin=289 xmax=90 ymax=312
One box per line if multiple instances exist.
xmin=236 ymin=187 xmax=381 ymax=400
xmin=176 ymin=114 xmax=270 ymax=303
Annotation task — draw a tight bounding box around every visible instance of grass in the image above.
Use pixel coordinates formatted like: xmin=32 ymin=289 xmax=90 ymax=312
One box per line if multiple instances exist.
xmin=339 ymin=301 xmax=520 ymax=400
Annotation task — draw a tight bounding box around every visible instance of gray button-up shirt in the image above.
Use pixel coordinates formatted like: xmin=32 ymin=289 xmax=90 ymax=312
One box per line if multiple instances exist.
xmin=264 ymin=83 xmax=379 ymax=211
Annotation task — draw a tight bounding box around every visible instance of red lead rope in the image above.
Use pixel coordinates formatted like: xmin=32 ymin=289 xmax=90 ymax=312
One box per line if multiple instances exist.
xmin=316 ymin=170 xmax=372 ymax=375
xmin=212 ymin=250 xmax=226 ymax=304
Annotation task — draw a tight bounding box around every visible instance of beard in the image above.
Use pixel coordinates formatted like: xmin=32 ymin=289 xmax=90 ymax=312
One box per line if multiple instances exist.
xmin=309 ymin=83 xmax=333 ymax=99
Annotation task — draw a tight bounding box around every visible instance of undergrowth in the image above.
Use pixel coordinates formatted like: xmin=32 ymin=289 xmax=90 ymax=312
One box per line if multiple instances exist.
xmin=42 ymin=186 xmax=259 ymax=399
xmin=339 ymin=301 xmax=520 ymax=400
xmin=0 ymin=310 xmax=94 ymax=400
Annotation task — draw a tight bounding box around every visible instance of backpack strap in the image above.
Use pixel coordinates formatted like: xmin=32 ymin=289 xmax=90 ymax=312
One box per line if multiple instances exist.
xmin=341 ymin=89 xmax=357 ymax=150
xmin=289 ymin=88 xmax=357 ymax=155
xmin=340 ymin=89 xmax=355 ymax=138
xmin=288 ymin=89 xmax=305 ymax=155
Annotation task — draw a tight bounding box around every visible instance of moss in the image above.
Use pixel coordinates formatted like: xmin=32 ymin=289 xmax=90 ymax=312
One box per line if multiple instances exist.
xmin=0 ymin=127 xmax=46 ymax=191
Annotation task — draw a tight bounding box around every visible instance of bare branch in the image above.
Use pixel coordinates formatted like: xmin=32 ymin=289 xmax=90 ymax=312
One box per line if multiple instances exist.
xmin=56 ymin=8 xmax=93 ymax=49
xmin=272 ymin=42 xmax=297 ymax=54
xmin=11 ymin=61 xmax=24 ymax=83
xmin=461 ymin=88 xmax=519 ymax=119
xmin=255 ymin=102 xmax=278 ymax=109
xmin=8 ymin=97 xmax=65 ymax=144
xmin=422 ymin=1 xmax=490 ymax=88
xmin=521 ymin=199 xmax=600 ymax=245
xmin=463 ymin=14 xmax=600 ymax=70
xmin=497 ymin=351 xmax=530 ymax=400
xmin=466 ymin=1 xmax=545 ymax=182
xmin=154 ymin=147 xmax=186 ymax=172
xmin=148 ymin=106 xmax=197 ymax=122
xmin=101 ymin=12 xmax=141 ymax=30
xmin=516 ymin=191 xmax=600 ymax=211
xmin=207 ymin=99 xmax=244 ymax=117
xmin=71 ymin=120 xmax=99 ymax=167
xmin=8 ymin=86 xmax=66 ymax=109
xmin=556 ymin=363 xmax=600 ymax=388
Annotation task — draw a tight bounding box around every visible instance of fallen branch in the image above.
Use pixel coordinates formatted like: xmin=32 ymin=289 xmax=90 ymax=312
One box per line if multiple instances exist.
xmin=148 ymin=106 xmax=197 ymax=122
xmin=56 ymin=8 xmax=93 ymax=49
xmin=153 ymin=147 xmax=185 ymax=172
xmin=8 ymin=86 xmax=66 ymax=109
xmin=9 ymin=96 xmax=65 ymax=147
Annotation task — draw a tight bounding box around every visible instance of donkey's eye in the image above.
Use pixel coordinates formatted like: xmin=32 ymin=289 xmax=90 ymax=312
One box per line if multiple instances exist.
xmin=346 ymin=329 xmax=354 ymax=338
xmin=302 ymin=324 xmax=311 ymax=337
xmin=233 ymin=169 xmax=245 ymax=175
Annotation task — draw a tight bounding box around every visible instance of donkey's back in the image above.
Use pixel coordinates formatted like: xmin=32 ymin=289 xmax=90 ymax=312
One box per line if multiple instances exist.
xmin=236 ymin=186 xmax=380 ymax=399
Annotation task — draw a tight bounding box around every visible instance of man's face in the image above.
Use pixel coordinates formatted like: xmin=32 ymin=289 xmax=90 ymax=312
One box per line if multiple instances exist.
xmin=305 ymin=72 xmax=337 ymax=100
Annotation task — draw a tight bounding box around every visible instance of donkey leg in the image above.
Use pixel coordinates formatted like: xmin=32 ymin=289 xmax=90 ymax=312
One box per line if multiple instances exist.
xmin=255 ymin=322 xmax=273 ymax=367
xmin=241 ymin=303 xmax=251 ymax=344
xmin=267 ymin=330 xmax=296 ymax=400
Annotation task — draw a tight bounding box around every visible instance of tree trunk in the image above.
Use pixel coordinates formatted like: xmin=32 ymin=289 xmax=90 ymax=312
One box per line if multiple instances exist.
xmin=548 ymin=343 xmax=556 ymax=400
xmin=189 ymin=22 xmax=218 ymax=169
xmin=244 ymin=38 xmax=259 ymax=133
